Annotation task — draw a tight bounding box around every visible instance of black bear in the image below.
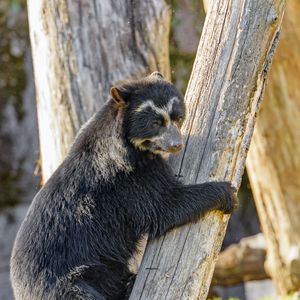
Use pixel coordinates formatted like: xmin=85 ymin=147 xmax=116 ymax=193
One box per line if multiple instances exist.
xmin=10 ymin=72 xmax=238 ymax=300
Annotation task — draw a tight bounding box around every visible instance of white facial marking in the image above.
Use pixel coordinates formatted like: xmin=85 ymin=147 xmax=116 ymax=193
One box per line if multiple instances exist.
xmin=135 ymin=97 xmax=180 ymax=128
xmin=166 ymin=97 xmax=179 ymax=114
xmin=135 ymin=100 xmax=170 ymax=124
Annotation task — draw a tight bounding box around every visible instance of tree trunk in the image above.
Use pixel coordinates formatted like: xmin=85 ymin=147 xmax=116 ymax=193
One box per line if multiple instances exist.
xmin=246 ymin=0 xmax=300 ymax=294
xmin=27 ymin=0 xmax=171 ymax=181
xmin=131 ymin=1 xmax=285 ymax=299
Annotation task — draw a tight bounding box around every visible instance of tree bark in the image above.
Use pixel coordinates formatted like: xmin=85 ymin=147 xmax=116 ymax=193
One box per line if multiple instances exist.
xmin=131 ymin=1 xmax=285 ymax=299
xmin=27 ymin=0 xmax=171 ymax=181
xmin=246 ymin=0 xmax=300 ymax=294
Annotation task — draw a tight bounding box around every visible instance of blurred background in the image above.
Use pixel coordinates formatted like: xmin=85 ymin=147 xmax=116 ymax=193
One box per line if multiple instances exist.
xmin=0 ymin=0 xmax=299 ymax=299
xmin=0 ymin=0 xmax=39 ymax=298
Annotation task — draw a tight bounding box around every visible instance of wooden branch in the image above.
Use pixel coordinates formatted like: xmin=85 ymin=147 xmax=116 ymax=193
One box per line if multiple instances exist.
xmin=27 ymin=0 xmax=171 ymax=181
xmin=131 ymin=0 xmax=285 ymax=299
xmin=246 ymin=0 xmax=300 ymax=294
xmin=212 ymin=234 xmax=269 ymax=286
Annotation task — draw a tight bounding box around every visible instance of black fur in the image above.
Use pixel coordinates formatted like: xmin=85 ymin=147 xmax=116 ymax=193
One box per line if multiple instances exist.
xmin=10 ymin=73 xmax=238 ymax=300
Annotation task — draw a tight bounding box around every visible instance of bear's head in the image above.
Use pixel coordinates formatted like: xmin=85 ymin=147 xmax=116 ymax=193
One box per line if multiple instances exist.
xmin=110 ymin=72 xmax=185 ymax=156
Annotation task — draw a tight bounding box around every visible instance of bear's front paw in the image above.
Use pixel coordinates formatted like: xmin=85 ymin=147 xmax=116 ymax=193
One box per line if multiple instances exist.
xmin=217 ymin=182 xmax=239 ymax=214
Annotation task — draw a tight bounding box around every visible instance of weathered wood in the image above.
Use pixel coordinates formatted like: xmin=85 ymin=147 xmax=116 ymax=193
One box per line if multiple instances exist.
xmin=202 ymin=0 xmax=209 ymax=13
xmin=246 ymin=0 xmax=300 ymax=294
xmin=212 ymin=234 xmax=269 ymax=286
xmin=27 ymin=0 xmax=171 ymax=181
xmin=131 ymin=0 xmax=285 ymax=299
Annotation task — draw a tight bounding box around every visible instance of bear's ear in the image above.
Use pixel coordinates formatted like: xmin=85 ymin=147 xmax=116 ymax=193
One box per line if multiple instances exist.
xmin=110 ymin=86 xmax=128 ymax=108
xmin=149 ymin=71 xmax=164 ymax=80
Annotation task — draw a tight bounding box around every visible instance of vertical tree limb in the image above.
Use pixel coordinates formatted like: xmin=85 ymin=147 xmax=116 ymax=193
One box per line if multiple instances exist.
xmin=131 ymin=0 xmax=285 ymax=299
xmin=27 ymin=0 xmax=171 ymax=181
xmin=246 ymin=0 xmax=300 ymax=293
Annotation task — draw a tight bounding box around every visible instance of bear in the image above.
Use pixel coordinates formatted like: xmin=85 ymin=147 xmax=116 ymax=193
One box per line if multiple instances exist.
xmin=10 ymin=72 xmax=238 ymax=300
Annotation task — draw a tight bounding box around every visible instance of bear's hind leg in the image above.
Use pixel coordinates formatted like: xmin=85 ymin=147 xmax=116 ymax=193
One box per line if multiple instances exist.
xmin=52 ymin=276 xmax=107 ymax=300
xmin=65 ymin=280 xmax=107 ymax=300
xmin=62 ymin=263 xmax=130 ymax=300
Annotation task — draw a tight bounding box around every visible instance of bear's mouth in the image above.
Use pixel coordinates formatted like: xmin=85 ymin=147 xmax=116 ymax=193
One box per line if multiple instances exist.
xmin=142 ymin=140 xmax=181 ymax=155
xmin=142 ymin=140 xmax=163 ymax=152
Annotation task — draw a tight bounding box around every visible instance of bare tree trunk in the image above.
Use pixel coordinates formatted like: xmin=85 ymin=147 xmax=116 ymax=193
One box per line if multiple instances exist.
xmin=131 ymin=0 xmax=285 ymax=299
xmin=246 ymin=0 xmax=300 ymax=294
xmin=27 ymin=0 xmax=171 ymax=181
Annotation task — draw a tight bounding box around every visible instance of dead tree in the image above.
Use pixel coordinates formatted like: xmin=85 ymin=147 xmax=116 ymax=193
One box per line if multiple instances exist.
xmin=246 ymin=0 xmax=300 ymax=294
xmin=27 ymin=0 xmax=171 ymax=181
xmin=131 ymin=0 xmax=285 ymax=299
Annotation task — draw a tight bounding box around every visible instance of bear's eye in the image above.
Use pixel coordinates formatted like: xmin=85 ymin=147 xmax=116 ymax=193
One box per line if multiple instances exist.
xmin=176 ymin=116 xmax=184 ymax=126
xmin=152 ymin=120 xmax=162 ymax=129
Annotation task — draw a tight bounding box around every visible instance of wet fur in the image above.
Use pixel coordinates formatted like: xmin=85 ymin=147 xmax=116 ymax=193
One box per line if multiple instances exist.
xmin=10 ymin=75 xmax=237 ymax=300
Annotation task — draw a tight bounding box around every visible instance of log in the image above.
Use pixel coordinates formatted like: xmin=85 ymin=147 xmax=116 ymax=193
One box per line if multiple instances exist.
xmin=212 ymin=234 xmax=269 ymax=286
xmin=27 ymin=0 xmax=171 ymax=181
xmin=246 ymin=0 xmax=300 ymax=294
xmin=131 ymin=0 xmax=285 ymax=299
